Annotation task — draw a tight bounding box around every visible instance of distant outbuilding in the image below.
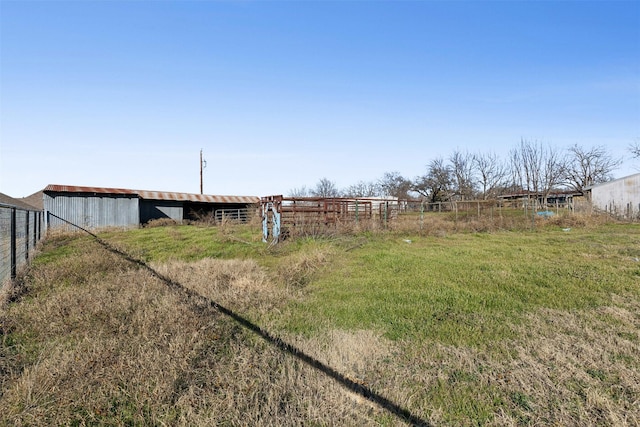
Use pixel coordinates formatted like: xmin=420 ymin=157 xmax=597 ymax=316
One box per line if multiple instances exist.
xmin=587 ymin=173 xmax=640 ymax=220
xmin=43 ymin=185 xmax=259 ymax=230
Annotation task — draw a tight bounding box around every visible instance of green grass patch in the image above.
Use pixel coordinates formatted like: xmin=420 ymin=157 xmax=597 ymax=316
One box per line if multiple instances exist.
xmin=100 ymin=223 xmax=266 ymax=262
xmin=276 ymin=226 xmax=640 ymax=348
xmin=94 ymin=223 xmax=640 ymax=351
xmin=31 ymin=233 xmax=91 ymax=267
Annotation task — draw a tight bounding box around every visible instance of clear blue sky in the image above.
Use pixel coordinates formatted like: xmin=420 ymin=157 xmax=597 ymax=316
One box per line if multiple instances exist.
xmin=1 ymin=0 xmax=639 ymax=197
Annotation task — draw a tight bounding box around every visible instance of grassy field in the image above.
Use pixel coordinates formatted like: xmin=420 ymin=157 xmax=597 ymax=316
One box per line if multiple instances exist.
xmin=1 ymin=217 xmax=638 ymax=425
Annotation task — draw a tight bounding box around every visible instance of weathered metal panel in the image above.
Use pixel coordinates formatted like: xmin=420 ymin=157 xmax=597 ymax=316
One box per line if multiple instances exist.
xmin=591 ymin=173 xmax=640 ymax=219
xmin=44 ymin=193 xmax=139 ymax=231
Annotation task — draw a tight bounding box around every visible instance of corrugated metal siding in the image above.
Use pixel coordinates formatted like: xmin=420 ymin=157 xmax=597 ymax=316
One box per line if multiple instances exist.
xmin=591 ymin=173 xmax=640 ymax=219
xmin=139 ymin=200 xmax=184 ymax=223
xmin=45 ymin=193 xmax=139 ymax=231
xmin=43 ymin=185 xmax=259 ymax=230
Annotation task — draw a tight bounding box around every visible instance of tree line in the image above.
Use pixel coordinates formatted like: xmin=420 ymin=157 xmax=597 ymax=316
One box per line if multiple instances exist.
xmin=290 ymin=140 xmax=640 ymax=203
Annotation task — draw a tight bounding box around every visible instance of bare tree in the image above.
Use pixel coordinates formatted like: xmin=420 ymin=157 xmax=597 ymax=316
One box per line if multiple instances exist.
xmin=288 ymin=186 xmax=310 ymax=198
xmin=508 ymin=147 xmax=525 ymax=194
xmin=378 ymin=171 xmax=413 ymax=199
xmin=311 ymin=178 xmax=340 ymax=198
xmin=630 ymin=139 xmax=640 ymax=159
xmin=510 ymin=140 xmax=566 ymax=206
xmin=343 ymin=180 xmax=380 ymax=198
xmin=542 ymin=145 xmax=567 ymax=203
xmin=473 ymin=151 xmax=508 ymax=199
xmin=449 ymin=150 xmax=476 ymax=200
xmin=413 ymin=158 xmax=453 ymax=203
xmin=565 ymin=144 xmax=622 ymax=195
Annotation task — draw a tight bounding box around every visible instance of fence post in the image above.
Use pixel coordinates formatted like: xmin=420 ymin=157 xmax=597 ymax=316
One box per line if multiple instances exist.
xmin=25 ymin=210 xmax=30 ymax=261
xmin=455 ymin=202 xmax=458 ymax=223
xmin=32 ymin=211 xmax=37 ymax=250
xmin=384 ymin=202 xmax=388 ymax=228
xmin=261 ymin=203 xmax=268 ymax=242
xmin=10 ymin=208 xmax=16 ymax=280
xmin=355 ymin=200 xmax=359 ymax=223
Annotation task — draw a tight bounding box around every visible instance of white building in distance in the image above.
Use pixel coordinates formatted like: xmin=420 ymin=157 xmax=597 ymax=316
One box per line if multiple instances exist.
xmin=588 ymin=173 xmax=640 ymax=220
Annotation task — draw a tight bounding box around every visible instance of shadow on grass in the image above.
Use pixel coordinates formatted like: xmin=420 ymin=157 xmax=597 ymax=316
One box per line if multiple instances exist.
xmin=47 ymin=213 xmax=432 ymax=426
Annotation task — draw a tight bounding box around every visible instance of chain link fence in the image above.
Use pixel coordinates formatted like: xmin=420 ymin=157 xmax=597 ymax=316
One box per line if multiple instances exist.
xmin=0 ymin=203 xmax=44 ymax=285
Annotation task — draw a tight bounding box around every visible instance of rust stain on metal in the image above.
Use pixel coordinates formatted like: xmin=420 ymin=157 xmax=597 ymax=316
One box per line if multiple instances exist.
xmin=44 ymin=184 xmax=259 ymax=204
xmin=45 ymin=184 xmax=136 ymax=195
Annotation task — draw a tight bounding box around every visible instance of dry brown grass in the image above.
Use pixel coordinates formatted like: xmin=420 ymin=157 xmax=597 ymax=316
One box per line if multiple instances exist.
xmin=371 ymin=296 xmax=640 ymax=426
xmin=0 ymin=237 xmax=391 ymax=426
xmin=144 ymin=218 xmax=180 ymax=228
xmin=488 ymin=297 xmax=639 ymax=426
xmin=544 ymin=211 xmax=616 ymax=228
xmin=0 ymin=272 xmax=27 ymax=309
xmin=285 ymin=210 xmax=624 ymax=238
xmin=153 ymin=257 xmax=283 ymax=315
xmin=272 ymin=245 xmax=335 ymax=288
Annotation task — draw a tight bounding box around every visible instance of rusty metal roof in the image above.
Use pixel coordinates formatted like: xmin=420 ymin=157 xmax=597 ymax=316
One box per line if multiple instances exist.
xmin=44 ymin=185 xmax=259 ymax=204
xmin=136 ymin=190 xmax=259 ymax=204
xmin=44 ymin=185 xmax=136 ymax=195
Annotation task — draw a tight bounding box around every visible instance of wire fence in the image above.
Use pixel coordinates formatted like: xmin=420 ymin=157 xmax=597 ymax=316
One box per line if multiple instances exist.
xmin=0 ymin=203 xmax=44 ymax=285
xmin=400 ymin=199 xmax=585 ymax=221
xmin=261 ymin=196 xmax=593 ymax=242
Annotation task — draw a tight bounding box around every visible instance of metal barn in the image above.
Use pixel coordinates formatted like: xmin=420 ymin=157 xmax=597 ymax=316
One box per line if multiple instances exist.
xmin=43 ymin=185 xmax=259 ymax=230
xmin=588 ymin=173 xmax=640 ymax=220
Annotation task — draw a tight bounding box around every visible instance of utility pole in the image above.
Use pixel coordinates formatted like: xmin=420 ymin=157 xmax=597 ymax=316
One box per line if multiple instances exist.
xmin=200 ymin=149 xmax=206 ymax=194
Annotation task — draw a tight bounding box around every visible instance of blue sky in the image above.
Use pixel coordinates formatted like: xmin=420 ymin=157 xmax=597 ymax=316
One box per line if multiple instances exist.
xmin=1 ymin=0 xmax=639 ymax=197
